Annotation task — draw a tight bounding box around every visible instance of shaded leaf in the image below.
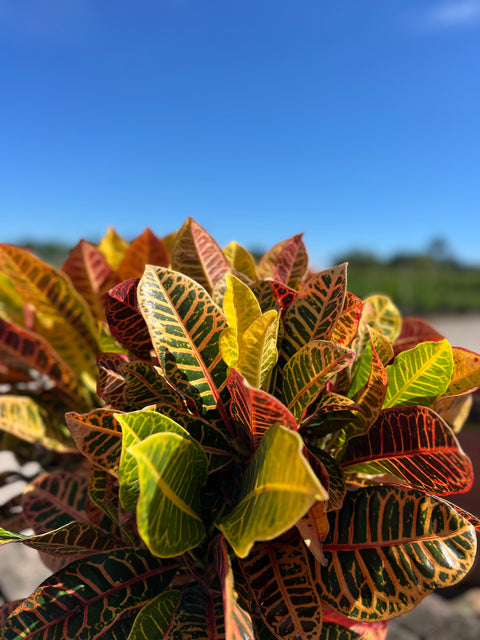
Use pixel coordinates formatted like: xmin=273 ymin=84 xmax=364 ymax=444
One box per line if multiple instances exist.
xmin=0 ymin=548 xmax=177 ymax=640
xmin=96 ymin=352 xmax=130 ymax=409
xmin=282 ymin=340 xmax=355 ymax=423
xmin=127 ymin=589 xmax=182 ymax=639
xmin=66 ymin=409 xmax=123 ymax=475
xmin=393 ymin=316 xmax=444 ymax=355
xmin=433 ymin=393 xmax=473 ymax=433
xmin=331 ymin=291 xmax=362 ymax=347
xmin=105 ymin=278 xmax=153 ymax=359
xmin=228 ymin=368 xmax=297 ymax=450
xmin=239 ymin=528 xmax=323 ymax=640
xmin=363 ymin=295 xmax=401 ymax=343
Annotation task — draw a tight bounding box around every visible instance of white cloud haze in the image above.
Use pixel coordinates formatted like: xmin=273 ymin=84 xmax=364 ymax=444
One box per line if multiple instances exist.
xmin=426 ymin=0 xmax=480 ymax=27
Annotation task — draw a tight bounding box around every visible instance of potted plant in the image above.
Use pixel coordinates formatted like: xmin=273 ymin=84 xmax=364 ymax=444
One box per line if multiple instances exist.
xmin=0 ymin=217 xmax=479 ymax=639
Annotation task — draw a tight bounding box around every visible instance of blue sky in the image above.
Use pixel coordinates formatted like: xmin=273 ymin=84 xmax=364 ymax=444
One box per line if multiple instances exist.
xmin=1 ymin=0 xmax=479 ymax=268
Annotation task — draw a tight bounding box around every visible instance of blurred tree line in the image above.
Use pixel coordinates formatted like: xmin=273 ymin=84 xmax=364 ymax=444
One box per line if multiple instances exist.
xmin=16 ymin=237 xmax=480 ymax=315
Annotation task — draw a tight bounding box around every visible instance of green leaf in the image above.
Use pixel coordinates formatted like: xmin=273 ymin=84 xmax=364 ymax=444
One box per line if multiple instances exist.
xmin=137 ymin=265 xmax=228 ymax=413
xmin=341 ymin=406 xmax=474 ymax=496
xmin=217 ymin=424 xmax=327 ymax=557
xmin=116 ymin=409 xmax=199 ymax=513
xmin=316 ymin=485 xmax=477 ymax=621
xmin=282 ymin=341 xmax=355 ymax=424
xmin=129 ymin=431 xmax=208 ymax=557
xmin=127 ymin=589 xmax=181 ymax=639
xmin=383 ymin=339 xmax=454 ymax=408
xmin=0 ymin=548 xmax=177 ymax=640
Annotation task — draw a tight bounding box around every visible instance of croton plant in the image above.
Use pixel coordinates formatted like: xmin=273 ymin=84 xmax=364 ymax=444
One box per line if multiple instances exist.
xmin=0 ymin=218 xmax=479 ymax=639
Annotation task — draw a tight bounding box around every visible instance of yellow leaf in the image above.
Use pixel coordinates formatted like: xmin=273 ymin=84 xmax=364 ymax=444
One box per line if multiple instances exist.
xmin=223 ymin=241 xmax=257 ymax=281
xmin=97 ymin=227 xmax=129 ymax=270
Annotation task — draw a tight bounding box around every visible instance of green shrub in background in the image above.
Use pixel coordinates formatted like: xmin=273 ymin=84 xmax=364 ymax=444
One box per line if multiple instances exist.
xmin=0 ymin=218 xmax=480 ymax=639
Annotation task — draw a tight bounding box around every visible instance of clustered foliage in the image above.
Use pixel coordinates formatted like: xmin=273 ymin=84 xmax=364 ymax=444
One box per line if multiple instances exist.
xmin=0 ymin=218 xmax=480 ymax=640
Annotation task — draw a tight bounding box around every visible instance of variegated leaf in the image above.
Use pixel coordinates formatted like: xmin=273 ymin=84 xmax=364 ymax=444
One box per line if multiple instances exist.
xmin=341 ymin=406 xmax=474 ymax=495
xmin=0 ymin=244 xmax=99 ymax=377
xmin=116 ymin=409 xmax=199 ymax=513
xmin=61 ymin=239 xmax=112 ymax=321
xmin=282 ymin=340 xmax=355 ymax=423
xmin=228 ymin=368 xmax=297 ymax=450
xmin=116 ymin=227 xmax=170 ymax=281
xmin=383 ymin=339 xmax=454 ymax=408
xmin=446 ymin=347 xmax=480 ymax=396
xmin=22 ymin=469 xmax=89 ymax=534
xmin=127 ymin=589 xmax=182 ymax=639
xmin=281 ymin=264 xmax=347 ymax=362
xmin=393 ymin=316 xmax=444 ymax=355
xmin=316 ymin=485 xmax=477 ymax=620
xmin=0 ymin=395 xmax=76 ymax=452
xmin=239 ymin=528 xmax=323 ymax=640
xmin=65 ymin=409 xmax=123 ymax=474
xmin=0 ymin=317 xmax=91 ymax=408
xmin=96 ymin=352 xmax=130 ymax=408
xmin=0 ymin=521 xmax=126 ymax=556
xmin=137 ymin=265 xmax=229 ymax=414
xmin=223 ymin=241 xmax=257 ymax=281
xmin=257 ymin=234 xmax=309 ymax=290
xmin=0 ymin=548 xmax=177 ymax=640
xmin=433 ymin=393 xmax=473 ymax=433
xmin=105 ymin=278 xmax=154 ymax=359
xmin=363 ymin=295 xmax=401 ymax=343
xmin=128 ymin=431 xmax=208 ymax=557
xmin=123 ymin=361 xmax=186 ymax=411
xmin=217 ymin=424 xmax=327 ymax=557
xmin=331 ymin=291 xmax=362 ymax=347
xmin=170 ymin=217 xmax=232 ymax=294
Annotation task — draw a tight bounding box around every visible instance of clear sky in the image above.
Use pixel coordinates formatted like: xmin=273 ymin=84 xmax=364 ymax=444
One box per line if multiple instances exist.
xmin=1 ymin=0 xmax=479 ymax=268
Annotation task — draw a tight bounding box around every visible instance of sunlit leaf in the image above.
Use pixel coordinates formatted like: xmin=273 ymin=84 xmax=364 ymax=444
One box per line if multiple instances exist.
xmin=61 ymin=239 xmax=112 ymax=322
xmin=217 ymin=424 xmax=327 ymax=557
xmin=223 ymin=241 xmax=257 ymax=281
xmin=97 ymin=226 xmax=129 ymax=270
xmin=0 ymin=395 xmax=76 ymax=452
xmin=445 ymin=347 xmax=480 ymax=396
xmin=128 ymin=431 xmax=208 ymax=557
xmin=341 ymin=406 xmax=474 ymax=495
xmin=280 ymin=264 xmax=347 ymax=362
xmin=383 ymin=339 xmax=454 ymax=409
xmin=316 ymin=485 xmax=477 ymax=621
xmin=116 ymin=409 xmax=199 ymax=512
xmin=331 ymin=291 xmax=362 ymax=347
xmin=137 ymin=265 xmax=229 ymax=414
xmin=363 ymin=295 xmax=401 ymax=343
xmin=170 ymin=217 xmax=232 ymax=294
xmin=0 ymin=244 xmax=99 ymax=376
xmin=116 ymin=228 xmax=170 ymax=281
xmin=257 ymin=234 xmax=309 ymax=290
